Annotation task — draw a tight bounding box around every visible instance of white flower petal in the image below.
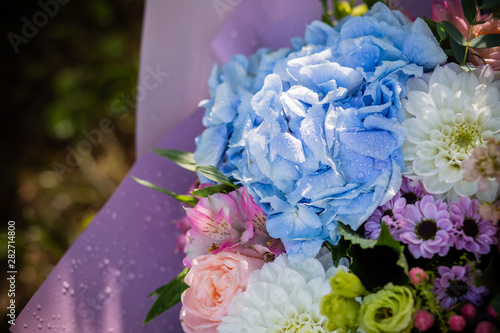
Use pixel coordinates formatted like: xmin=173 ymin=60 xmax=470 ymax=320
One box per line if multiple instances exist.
xmin=438 ymin=163 xmax=462 ymax=183
xmin=403 ymin=118 xmax=429 ymax=143
xmin=413 ymin=157 xmax=438 ymax=176
xmin=415 ymin=141 xmax=439 ymax=160
xmin=423 ymin=173 xmax=453 ymax=194
xmin=429 ymin=83 xmax=454 ymax=109
xmin=475 ymin=180 xmax=499 ymax=202
xmin=402 ymin=63 xmax=500 ymax=200
xmin=453 ymin=179 xmax=479 ymax=197
xmin=428 ymin=64 xmax=458 ymax=88
xmin=218 ymin=255 xmax=330 ymax=333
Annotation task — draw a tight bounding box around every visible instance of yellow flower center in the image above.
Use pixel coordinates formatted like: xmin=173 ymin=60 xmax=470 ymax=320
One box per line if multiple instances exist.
xmin=279 ymin=313 xmax=326 ymax=333
xmin=439 ymin=120 xmax=484 ymax=165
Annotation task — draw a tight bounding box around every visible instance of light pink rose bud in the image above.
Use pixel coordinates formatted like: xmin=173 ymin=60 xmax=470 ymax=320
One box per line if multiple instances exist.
xmin=409 ymin=267 xmax=427 ymax=285
xmin=414 ymin=310 xmax=434 ymax=331
xmin=475 ymin=321 xmax=497 ymax=333
xmin=461 ymin=303 xmax=477 ymax=319
xmin=449 ymin=314 xmax=467 ymax=332
xmin=180 ymin=250 xmax=264 ymax=332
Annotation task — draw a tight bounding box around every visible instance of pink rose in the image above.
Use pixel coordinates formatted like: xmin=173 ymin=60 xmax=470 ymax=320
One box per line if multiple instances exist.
xmin=180 ymin=250 xmax=264 ymax=332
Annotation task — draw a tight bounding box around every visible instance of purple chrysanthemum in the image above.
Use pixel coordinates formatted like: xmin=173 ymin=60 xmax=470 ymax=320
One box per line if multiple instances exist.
xmin=396 ymin=195 xmax=456 ymax=259
xmin=399 ymin=176 xmax=425 ymax=205
xmin=434 ymin=264 xmax=488 ymax=309
xmin=449 ymin=197 xmax=499 ymax=257
xmin=364 ymin=192 xmax=406 ymax=240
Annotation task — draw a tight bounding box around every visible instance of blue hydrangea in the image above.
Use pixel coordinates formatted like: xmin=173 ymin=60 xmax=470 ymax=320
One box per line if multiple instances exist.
xmin=194 ymin=3 xmax=446 ymax=260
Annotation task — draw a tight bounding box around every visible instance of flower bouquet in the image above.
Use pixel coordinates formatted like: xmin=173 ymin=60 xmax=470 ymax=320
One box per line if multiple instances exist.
xmin=136 ymin=0 xmax=500 ymax=332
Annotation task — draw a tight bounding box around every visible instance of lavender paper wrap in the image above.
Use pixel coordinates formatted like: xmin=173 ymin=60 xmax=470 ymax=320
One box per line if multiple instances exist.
xmin=13 ymin=0 xmax=433 ymax=332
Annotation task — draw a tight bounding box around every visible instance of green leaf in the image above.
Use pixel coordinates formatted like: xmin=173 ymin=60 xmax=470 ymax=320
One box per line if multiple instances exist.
xmin=144 ymin=268 xmax=190 ymax=324
xmin=441 ymin=21 xmax=467 ymax=46
xmin=480 ymin=0 xmax=500 ymax=9
xmin=338 ymin=223 xmax=377 ymax=249
xmin=436 ymin=22 xmax=448 ymax=40
xmin=460 ymin=63 xmax=476 ymax=72
xmin=444 ymin=49 xmax=455 ymax=57
xmin=324 ymin=238 xmax=351 ymax=267
xmin=339 ymin=222 xmax=408 ymax=291
xmin=476 ymin=249 xmax=500 ymax=294
xmin=191 ymin=184 xmax=235 ymax=197
xmin=151 ymin=148 xmax=196 ymax=172
xmin=461 ymin=0 xmax=478 ymax=25
xmin=424 ymin=18 xmax=441 ymax=42
xmin=196 ymin=165 xmax=238 ymax=188
xmin=347 ymin=244 xmax=409 ymax=291
xmin=132 ymin=176 xmax=198 ymax=206
xmin=376 ymin=223 xmax=403 ymax=253
xmin=469 ymin=34 xmax=500 ymax=48
xmin=338 ymin=222 xmax=403 ymax=254
xmin=450 ymin=38 xmax=468 ymax=64
xmin=491 ymin=294 xmax=500 ymax=319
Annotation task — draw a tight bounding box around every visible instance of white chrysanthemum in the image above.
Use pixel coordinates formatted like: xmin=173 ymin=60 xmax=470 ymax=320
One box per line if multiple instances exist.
xmin=217 ymin=255 xmax=339 ymax=333
xmin=402 ymin=64 xmax=500 ymax=201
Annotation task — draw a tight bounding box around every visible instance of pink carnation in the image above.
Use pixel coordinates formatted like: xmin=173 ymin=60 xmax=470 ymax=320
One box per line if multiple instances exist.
xmin=180 ymin=250 xmax=264 ymax=333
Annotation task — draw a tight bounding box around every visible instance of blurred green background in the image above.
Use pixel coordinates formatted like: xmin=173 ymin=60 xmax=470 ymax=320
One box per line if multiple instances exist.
xmin=2 ymin=1 xmax=144 ymax=331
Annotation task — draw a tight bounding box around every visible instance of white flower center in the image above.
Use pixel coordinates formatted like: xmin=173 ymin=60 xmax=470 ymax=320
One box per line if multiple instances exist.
xmin=445 ymin=122 xmax=483 ymax=161
xmin=280 ymin=312 xmax=326 ymax=333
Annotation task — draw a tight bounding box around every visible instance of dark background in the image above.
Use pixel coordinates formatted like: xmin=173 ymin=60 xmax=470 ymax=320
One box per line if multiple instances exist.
xmin=2 ymin=1 xmax=144 ymax=331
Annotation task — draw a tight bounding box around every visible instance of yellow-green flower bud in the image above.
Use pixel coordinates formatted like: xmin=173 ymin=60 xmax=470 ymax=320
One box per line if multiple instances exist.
xmin=334 ymin=1 xmax=352 ymax=20
xmin=321 ymin=294 xmax=360 ymax=332
xmin=358 ymin=283 xmax=414 ymax=333
xmin=351 ymin=4 xmax=368 ymax=17
xmin=330 ymin=269 xmax=366 ymax=298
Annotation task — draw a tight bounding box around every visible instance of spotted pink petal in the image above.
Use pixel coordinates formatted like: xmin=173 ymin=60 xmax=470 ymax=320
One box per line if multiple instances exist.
xmin=240 ymin=188 xmax=268 ymax=237
xmin=186 ymin=207 xmax=231 ymax=240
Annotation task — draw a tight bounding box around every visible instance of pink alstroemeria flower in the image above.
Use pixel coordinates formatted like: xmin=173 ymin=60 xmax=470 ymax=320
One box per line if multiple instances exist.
xmin=432 ymin=0 xmax=470 ymax=36
xmin=182 ymin=187 xmax=283 ymax=267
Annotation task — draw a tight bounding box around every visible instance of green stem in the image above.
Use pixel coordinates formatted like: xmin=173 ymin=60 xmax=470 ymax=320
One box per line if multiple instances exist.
xmin=320 ymin=0 xmax=330 ymax=24
xmin=463 ymin=25 xmax=473 ymax=65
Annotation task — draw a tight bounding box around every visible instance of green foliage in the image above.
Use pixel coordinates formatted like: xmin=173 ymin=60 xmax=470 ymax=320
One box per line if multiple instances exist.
xmin=433 ymin=0 xmax=500 ymax=65
xmin=324 ymin=237 xmax=351 ymax=267
xmin=196 ymin=165 xmax=238 ymax=188
xmin=476 ymin=249 xmax=500 ymax=294
xmin=338 ymin=223 xmax=408 ymax=291
xmin=469 ymin=34 xmax=500 ymax=48
xmin=144 ymin=268 xmax=190 ymax=324
xmin=491 ymin=294 xmax=500 ymax=320
xmin=461 ymin=0 xmax=477 ymax=25
xmin=152 ymin=148 xmax=196 ymax=171
xmin=441 ymin=21 xmax=468 ymax=46
xmin=131 ymin=176 xmax=198 ymax=206
xmin=480 ymin=0 xmax=500 ymax=9
xmin=191 ymin=184 xmax=236 ymax=197
xmin=436 ymin=22 xmax=448 ymax=41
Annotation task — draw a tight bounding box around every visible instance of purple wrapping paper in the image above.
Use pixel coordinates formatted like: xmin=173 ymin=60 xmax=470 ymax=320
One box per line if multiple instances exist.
xmin=14 ymin=0 xmax=433 ymax=332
